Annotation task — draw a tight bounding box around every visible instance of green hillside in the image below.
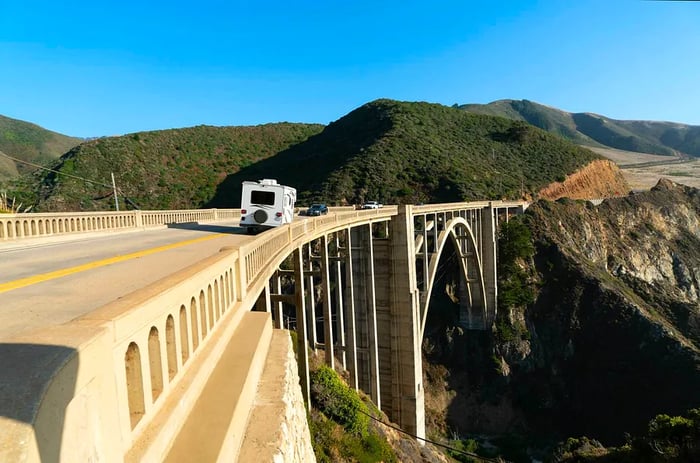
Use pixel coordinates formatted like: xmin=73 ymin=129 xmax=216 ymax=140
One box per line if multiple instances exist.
xmin=0 ymin=115 xmax=82 ymax=182
xmin=31 ymin=123 xmax=324 ymax=211
xmin=459 ymin=99 xmax=700 ymax=157
xmin=15 ymin=100 xmax=602 ymax=211
xmin=210 ymin=99 xmax=602 ymax=207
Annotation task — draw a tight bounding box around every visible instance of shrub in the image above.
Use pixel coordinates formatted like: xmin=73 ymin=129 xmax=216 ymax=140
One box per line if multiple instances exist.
xmin=310 ymin=365 xmax=370 ymax=436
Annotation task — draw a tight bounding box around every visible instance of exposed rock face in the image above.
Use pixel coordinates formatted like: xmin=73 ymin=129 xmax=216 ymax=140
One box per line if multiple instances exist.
xmin=423 ymin=179 xmax=700 ymax=447
xmin=516 ymin=179 xmax=700 ymax=442
xmin=537 ymin=159 xmax=630 ymax=200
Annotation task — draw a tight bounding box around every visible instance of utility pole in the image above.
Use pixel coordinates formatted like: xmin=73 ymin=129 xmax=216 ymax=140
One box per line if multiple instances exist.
xmin=111 ymin=172 xmax=120 ymax=211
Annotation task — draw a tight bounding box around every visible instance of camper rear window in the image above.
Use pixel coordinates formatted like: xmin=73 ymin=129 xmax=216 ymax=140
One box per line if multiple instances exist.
xmin=250 ymin=190 xmax=276 ymax=205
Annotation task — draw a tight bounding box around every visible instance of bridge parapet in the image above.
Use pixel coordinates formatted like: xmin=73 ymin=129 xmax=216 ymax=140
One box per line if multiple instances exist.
xmin=0 ymin=244 xmax=248 ymax=462
xmin=0 ymin=208 xmax=240 ymax=241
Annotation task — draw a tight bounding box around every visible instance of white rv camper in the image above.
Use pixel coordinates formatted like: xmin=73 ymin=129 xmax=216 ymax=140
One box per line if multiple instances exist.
xmin=239 ymin=179 xmax=297 ymax=234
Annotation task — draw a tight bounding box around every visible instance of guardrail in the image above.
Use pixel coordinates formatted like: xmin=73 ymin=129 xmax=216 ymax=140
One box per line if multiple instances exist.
xmin=0 ymin=209 xmax=240 ymax=241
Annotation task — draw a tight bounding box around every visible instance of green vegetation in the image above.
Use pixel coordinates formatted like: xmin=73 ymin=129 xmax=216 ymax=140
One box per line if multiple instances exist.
xmin=551 ymin=409 xmax=700 ymax=462
xmin=311 ymin=365 xmax=370 ymax=436
xmin=495 ymin=217 xmax=535 ymax=342
xmin=8 ymin=99 xmax=604 ymax=212
xmin=0 ymin=114 xmax=82 ymax=182
xmin=309 ymin=364 xmax=396 ymax=463
xmin=20 ymin=123 xmax=323 ymax=211
xmin=459 ymin=99 xmax=700 ymax=157
xmin=213 ymin=99 xmax=602 ymax=207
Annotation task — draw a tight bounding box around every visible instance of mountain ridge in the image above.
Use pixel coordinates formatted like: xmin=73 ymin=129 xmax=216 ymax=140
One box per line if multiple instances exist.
xmin=458 ymin=99 xmax=700 ymax=157
xmin=0 ymin=114 xmax=83 ymax=182
xmin=19 ymin=98 xmax=610 ymax=211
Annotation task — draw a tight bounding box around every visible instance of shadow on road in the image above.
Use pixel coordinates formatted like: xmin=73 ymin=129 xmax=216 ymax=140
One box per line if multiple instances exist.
xmin=166 ymin=222 xmax=246 ymax=234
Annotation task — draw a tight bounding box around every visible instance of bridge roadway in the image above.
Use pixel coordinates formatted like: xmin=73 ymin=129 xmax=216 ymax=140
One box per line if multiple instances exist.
xmin=0 ymin=219 xmax=291 ymax=340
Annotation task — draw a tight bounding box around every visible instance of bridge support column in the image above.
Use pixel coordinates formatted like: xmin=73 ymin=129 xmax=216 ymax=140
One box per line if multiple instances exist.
xmin=293 ymin=247 xmax=310 ymax=407
xmin=350 ymin=224 xmax=381 ymax=408
xmin=384 ymin=205 xmax=425 ymax=439
xmin=481 ymin=203 xmax=498 ymax=324
xmin=305 ymin=243 xmax=318 ymax=352
xmin=320 ymin=235 xmax=335 ymax=368
xmin=343 ymin=228 xmax=359 ymax=390
xmin=271 ymin=272 xmax=284 ymax=329
xmin=334 ymin=233 xmax=347 ymax=369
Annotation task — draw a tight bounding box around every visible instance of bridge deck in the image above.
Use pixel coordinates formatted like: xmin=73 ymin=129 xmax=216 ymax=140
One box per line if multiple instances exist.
xmin=0 ymin=221 xmax=251 ymax=341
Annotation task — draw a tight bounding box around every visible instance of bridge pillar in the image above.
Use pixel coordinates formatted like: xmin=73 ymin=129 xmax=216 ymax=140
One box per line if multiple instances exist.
xmin=305 ymin=243 xmax=318 ymax=352
xmin=382 ymin=204 xmax=425 ymax=439
xmin=334 ymin=233 xmax=347 ymax=369
xmin=350 ymin=224 xmax=381 ymax=408
xmin=320 ymin=234 xmax=335 ymax=368
xmin=343 ymin=228 xmax=359 ymax=391
xmin=271 ymin=272 xmax=284 ymax=329
xmin=481 ymin=203 xmax=498 ymax=324
xmin=293 ymin=247 xmax=311 ymax=407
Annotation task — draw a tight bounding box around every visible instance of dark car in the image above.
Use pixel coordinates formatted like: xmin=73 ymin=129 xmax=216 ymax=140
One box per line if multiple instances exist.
xmin=306 ymin=203 xmax=329 ymax=216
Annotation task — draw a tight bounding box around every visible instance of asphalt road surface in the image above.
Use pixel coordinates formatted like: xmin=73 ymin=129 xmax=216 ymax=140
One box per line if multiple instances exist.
xmin=0 ymin=221 xmax=253 ymax=341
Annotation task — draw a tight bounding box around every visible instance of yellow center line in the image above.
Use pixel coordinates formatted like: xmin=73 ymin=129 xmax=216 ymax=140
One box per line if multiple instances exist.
xmin=0 ymin=233 xmax=225 ymax=294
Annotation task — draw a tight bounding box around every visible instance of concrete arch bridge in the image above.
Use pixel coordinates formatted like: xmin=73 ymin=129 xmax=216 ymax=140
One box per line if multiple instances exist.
xmin=0 ymin=201 xmax=526 ymax=462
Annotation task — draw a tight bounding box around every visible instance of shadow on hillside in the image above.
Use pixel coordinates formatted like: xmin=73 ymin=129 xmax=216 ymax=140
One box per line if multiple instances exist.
xmin=0 ymin=343 xmax=78 ymax=463
xmin=206 ymin=107 xmax=393 ymax=208
xmin=166 ymin=222 xmax=245 ymax=234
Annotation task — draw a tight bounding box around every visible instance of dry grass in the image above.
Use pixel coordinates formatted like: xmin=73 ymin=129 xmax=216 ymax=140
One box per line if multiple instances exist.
xmin=589 ymin=146 xmax=700 ymax=190
xmin=0 ymin=191 xmax=30 ymax=213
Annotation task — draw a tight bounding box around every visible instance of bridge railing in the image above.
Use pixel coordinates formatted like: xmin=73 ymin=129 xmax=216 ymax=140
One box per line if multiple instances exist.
xmin=0 ymin=208 xmax=240 ymax=241
xmin=238 ymin=207 xmax=398 ymax=298
xmin=0 ymin=244 xmax=244 ymax=462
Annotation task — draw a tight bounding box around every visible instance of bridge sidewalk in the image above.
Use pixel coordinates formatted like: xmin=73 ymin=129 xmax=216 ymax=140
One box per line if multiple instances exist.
xmin=126 ymin=311 xmax=272 ymax=463
xmin=165 ymin=311 xmax=272 ymax=462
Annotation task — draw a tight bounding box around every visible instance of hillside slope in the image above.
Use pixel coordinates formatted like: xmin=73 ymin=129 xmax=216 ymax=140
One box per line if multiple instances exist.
xmin=210 ymin=99 xmax=607 ymax=207
xmin=537 ymin=159 xmax=628 ymax=200
xmin=460 ymin=99 xmax=700 ymax=157
xmin=0 ymin=115 xmax=82 ymax=182
xmin=20 ymin=99 xmax=622 ymax=211
xmin=32 ymin=123 xmax=324 ymax=211
xmin=13 ymin=100 xmax=602 ymax=211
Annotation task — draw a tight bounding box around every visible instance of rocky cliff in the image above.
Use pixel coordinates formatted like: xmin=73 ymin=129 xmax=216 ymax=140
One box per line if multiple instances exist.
xmin=423 ymin=179 xmax=700 ymax=452
xmin=537 ymin=159 xmax=630 ymax=201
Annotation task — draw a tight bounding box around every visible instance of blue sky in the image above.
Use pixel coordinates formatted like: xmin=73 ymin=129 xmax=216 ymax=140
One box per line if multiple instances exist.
xmin=1 ymin=0 xmax=699 ymax=138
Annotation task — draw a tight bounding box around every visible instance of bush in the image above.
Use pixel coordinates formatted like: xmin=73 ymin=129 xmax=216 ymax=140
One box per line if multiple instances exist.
xmin=310 ymin=365 xmax=370 ymax=436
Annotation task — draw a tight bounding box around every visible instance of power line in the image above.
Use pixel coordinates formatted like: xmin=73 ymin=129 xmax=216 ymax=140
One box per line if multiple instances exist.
xmin=0 ymin=151 xmax=140 ymax=209
xmin=0 ymin=151 xmax=113 ymax=189
xmin=355 ymin=408 xmax=508 ymax=463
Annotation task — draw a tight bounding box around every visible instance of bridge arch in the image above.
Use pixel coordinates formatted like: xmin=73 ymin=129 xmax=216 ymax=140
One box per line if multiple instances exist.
xmin=419 ymin=217 xmax=487 ymax=339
